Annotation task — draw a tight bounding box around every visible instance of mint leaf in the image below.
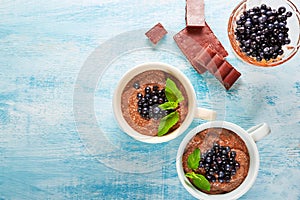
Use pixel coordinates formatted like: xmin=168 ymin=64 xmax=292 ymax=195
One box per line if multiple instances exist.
xmin=165 ymin=78 xmax=184 ymax=103
xmin=158 ymin=101 xmax=178 ymax=110
xmin=185 ymin=172 xmax=211 ymax=191
xmin=165 ymin=87 xmax=178 ymax=102
xmin=157 ymin=111 xmax=179 ymax=136
xmin=187 ymin=148 xmax=201 ymax=170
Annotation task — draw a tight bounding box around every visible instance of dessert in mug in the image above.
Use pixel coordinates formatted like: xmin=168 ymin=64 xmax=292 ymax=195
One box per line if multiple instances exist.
xmin=182 ymin=128 xmax=250 ymax=194
xmin=121 ymin=70 xmax=188 ymax=136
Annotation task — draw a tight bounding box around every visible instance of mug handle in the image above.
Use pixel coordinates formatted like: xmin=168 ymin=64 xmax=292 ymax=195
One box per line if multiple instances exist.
xmin=194 ymin=107 xmax=217 ymax=121
xmin=247 ymin=123 xmax=271 ymax=142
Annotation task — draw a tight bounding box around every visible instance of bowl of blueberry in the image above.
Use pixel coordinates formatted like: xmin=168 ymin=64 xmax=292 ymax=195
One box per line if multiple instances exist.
xmin=228 ymin=0 xmax=300 ymax=67
xmin=113 ymin=62 xmax=216 ymax=143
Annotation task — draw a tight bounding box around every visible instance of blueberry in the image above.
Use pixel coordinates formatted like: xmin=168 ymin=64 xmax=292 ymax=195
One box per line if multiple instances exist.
xmin=278 ymin=6 xmax=286 ymax=14
xmin=236 ymin=19 xmax=243 ymax=25
xmin=213 ymin=142 xmax=220 ymax=150
xmin=225 ymin=146 xmax=231 ymax=153
xmin=261 ymin=4 xmax=267 ymax=9
xmin=142 ymin=102 xmax=148 ymax=108
xmin=145 ymin=86 xmax=151 ymax=94
xmin=208 ymin=168 xmax=215 ymax=175
xmin=267 ymin=16 xmax=276 ymax=23
xmin=157 ymin=90 xmax=163 ymax=97
xmin=141 ymin=97 xmax=146 ymax=103
xmin=142 ymin=107 xmax=148 ymax=114
xmin=158 ymin=98 xmax=164 ymax=104
xmin=218 ymin=177 xmax=224 ymax=183
xmin=145 ymin=93 xmax=151 ymax=100
xmin=205 ymin=156 xmax=212 ymax=163
xmin=263 ymin=47 xmax=270 ymax=54
xmin=224 ymin=175 xmax=231 ymax=182
xmin=153 ymin=85 xmax=159 ymax=91
xmin=278 ymin=49 xmax=284 ymax=55
xmin=149 ymin=112 xmax=153 ymax=118
xmin=138 ymin=100 xmax=142 ymax=107
xmin=218 ymin=171 xmax=225 ymax=178
xmin=148 ymin=98 xmax=153 ymax=105
xmin=221 ymin=160 xmax=227 ymax=166
xmin=266 ymin=10 xmax=272 ymax=16
xmin=137 ymin=93 xmax=143 ymax=99
xmin=244 ymin=20 xmax=252 ymax=28
xmin=162 ymin=110 xmax=169 ymax=116
xmin=206 ymin=174 xmax=212 ymax=181
xmin=216 ymin=157 xmax=222 ymax=165
xmin=199 ymin=161 xmax=204 ymax=168
xmin=278 ymin=15 xmax=287 ymax=22
xmin=230 ymin=151 xmax=236 ymax=158
xmin=221 ymin=149 xmax=227 ymax=155
xmin=152 ymin=95 xmax=158 ymax=103
xmin=225 ymin=164 xmax=231 ymax=171
xmin=231 ymin=168 xmax=237 ymax=175
xmin=284 ymin=38 xmax=291 ymax=44
xmin=211 ymin=176 xmax=216 ymax=183
xmin=286 ymin=11 xmax=292 ymax=17
xmin=133 ymin=82 xmax=140 ymax=89
xmin=229 ymin=157 xmax=235 ymax=165
xmin=153 ymin=106 xmax=160 ymax=114
xmin=267 ymin=23 xmax=274 ymax=30
xmin=221 ymin=155 xmax=227 ymax=161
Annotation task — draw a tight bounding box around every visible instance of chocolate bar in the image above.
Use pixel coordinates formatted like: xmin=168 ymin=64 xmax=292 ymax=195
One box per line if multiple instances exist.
xmin=184 ymin=24 xmax=228 ymax=58
xmin=194 ymin=45 xmax=241 ymax=90
xmin=186 ymin=0 xmax=205 ymax=27
xmin=173 ymin=30 xmax=208 ymax=74
xmin=145 ymin=23 xmax=168 ymax=45
xmin=174 ymin=23 xmax=228 ymax=73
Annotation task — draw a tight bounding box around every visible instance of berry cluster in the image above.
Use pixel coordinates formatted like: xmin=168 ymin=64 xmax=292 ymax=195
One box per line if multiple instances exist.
xmin=134 ymin=83 xmax=170 ymax=120
xmin=199 ymin=143 xmax=240 ymax=183
xmin=235 ymin=4 xmax=292 ymax=61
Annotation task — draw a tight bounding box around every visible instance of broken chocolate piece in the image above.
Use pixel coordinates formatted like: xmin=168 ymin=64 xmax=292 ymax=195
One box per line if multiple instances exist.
xmin=186 ymin=0 xmax=205 ymax=27
xmin=145 ymin=23 xmax=168 ymax=45
xmin=194 ymin=45 xmax=241 ymax=90
xmin=183 ymin=24 xmax=228 ymax=58
xmin=173 ymin=30 xmax=207 ymax=74
xmin=222 ymin=69 xmax=241 ymax=90
xmin=173 ymin=23 xmax=228 ymax=74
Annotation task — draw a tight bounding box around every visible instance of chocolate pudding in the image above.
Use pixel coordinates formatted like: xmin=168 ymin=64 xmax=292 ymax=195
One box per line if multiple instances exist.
xmin=121 ymin=70 xmax=188 ymax=136
xmin=182 ymin=128 xmax=250 ymax=194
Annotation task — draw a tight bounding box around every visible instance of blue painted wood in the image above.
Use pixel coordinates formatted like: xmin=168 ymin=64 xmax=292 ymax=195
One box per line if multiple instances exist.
xmin=0 ymin=0 xmax=299 ymax=199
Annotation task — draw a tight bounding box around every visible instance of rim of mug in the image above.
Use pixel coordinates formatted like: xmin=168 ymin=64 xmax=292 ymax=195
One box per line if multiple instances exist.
xmin=176 ymin=121 xmax=260 ymax=200
xmin=112 ymin=62 xmax=197 ymax=143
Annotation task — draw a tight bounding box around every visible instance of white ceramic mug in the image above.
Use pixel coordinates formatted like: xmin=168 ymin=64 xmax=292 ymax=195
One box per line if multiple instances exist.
xmin=176 ymin=121 xmax=271 ymax=200
xmin=113 ymin=62 xmax=217 ymax=143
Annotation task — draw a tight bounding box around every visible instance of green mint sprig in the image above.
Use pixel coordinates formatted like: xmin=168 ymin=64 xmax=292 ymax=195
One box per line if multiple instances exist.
xmin=185 ymin=172 xmax=211 ymax=191
xmin=157 ymin=111 xmax=179 ymax=137
xmin=157 ymin=78 xmax=184 ymax=136
xmin=164 ymin=78 xmax=185 ymax=103
xmin=185 ymin=148 xmax=211 ymax=191
xmin=187 ymin=148 xmax=200 ymax=170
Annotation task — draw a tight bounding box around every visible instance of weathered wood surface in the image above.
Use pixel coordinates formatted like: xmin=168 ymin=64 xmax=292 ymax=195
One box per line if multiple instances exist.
xmin=0 ymin=0 xmax=299 ymax=199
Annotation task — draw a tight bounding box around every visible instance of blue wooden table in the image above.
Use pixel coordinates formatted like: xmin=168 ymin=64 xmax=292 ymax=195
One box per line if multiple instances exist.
xmin=1 ymin=0 xmax=299 ymax=199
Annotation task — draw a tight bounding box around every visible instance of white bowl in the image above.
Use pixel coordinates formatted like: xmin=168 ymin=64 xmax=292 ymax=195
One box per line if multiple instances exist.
xmin=113 ymin=62 xmax=216 ymax=143
xmin=176 ymin=121 xmax=270 ymax=199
